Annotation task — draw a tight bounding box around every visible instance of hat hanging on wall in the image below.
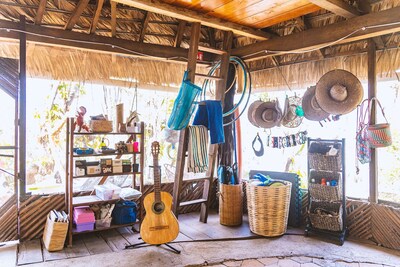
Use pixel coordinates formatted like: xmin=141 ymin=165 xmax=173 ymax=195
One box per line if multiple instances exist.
xmin=315 ymin=69 xmax=363 ymax=115
xmin=247 ymin=100 xmax=264 ymax=127
xmin=253 ymin=100 xmax=283 ymax=129
xmin=302 ymin=85 xmax=330 ymax=121
xmin=282 ymin=95 xmax=304 ymax=128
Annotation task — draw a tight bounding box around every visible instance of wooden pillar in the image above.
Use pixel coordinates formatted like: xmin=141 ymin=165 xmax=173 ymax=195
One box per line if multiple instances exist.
xmin=368 ymin=38 xmax=378 ymax=203
xmin=172 ymin=22 xmax=201 ymax=217
xmin=19 ymin=15 xmax=27 ymax=197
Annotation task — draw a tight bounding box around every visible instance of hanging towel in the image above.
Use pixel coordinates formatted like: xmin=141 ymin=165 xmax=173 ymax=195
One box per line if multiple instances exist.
xmin=193 ymin=100 xmax=225 ymax=144
xmin=187 ymin=126 xmax=209 ymax=173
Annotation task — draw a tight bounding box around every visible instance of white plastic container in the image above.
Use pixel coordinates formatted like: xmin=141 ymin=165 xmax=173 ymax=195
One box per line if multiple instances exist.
xmin=94 ymin=185 xmax=114 ymax=200
xmin=105 ymin=183 xmax=121 ymax=199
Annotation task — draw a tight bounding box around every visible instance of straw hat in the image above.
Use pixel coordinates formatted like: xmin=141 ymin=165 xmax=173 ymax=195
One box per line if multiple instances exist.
xmin=247 ymin=100 xmax=264 ymax=127
xmin=302 ymin=86 xmax=329 ymax=121
xmin=315 ymin=69 xmax=363 ymax=115
xmin=253 ymin=100 xmax=283 ymax=128
xmin=282 ymin=96 xmax=304 ymax=128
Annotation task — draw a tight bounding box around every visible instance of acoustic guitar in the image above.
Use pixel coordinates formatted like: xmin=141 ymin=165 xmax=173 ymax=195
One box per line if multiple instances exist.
xmin=140 ymin=141 xmax=179 ymax=245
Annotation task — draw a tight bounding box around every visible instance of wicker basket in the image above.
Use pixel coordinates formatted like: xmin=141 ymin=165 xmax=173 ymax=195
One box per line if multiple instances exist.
xmin=42 ymin=215 xmax=68 ymax=252
xmin=309 ymin=170 xmax=342 ymax=201
xmin=89 ymin=120 xmax=113 ymax=133
xmin=219 ymin=183 xmax=243 ymax=226
xmin=308 ymin=142 xmax=342 ymax=171
xmin=246 ymin=181 xmax=291 ymax=237
xmin=308 ymin=201 xmax=343 ymax=232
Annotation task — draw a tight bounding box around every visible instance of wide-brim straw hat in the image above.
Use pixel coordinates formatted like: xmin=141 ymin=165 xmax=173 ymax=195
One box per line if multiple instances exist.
xmin=315 ymin=69 xmax=363 ymax=115
xmin=247 ymin=100 xmax=264 ymax=127
xmin=282 ymin=96 xmax=303 ymax=128
xmin=253 ymin=100 xmax=283 ymax=129
xmin=302 ymin=85 xmax=329 ymax=121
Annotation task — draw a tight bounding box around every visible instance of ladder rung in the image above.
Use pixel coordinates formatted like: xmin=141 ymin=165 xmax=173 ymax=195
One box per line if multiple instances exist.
xmin=183 ymin=176 xmax=213 ymax=183
xmin=179 ymin=198 xmax=207 ymax=207
xmin=195 ymin=73 xmax=224 ymax=80
xmin=198 ymin=45 xmax=227 ymax=55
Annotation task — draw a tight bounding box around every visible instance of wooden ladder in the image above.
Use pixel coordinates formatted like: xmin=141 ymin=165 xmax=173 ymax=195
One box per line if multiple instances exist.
xmin=172 ymin=22 xmax=233 ymax=223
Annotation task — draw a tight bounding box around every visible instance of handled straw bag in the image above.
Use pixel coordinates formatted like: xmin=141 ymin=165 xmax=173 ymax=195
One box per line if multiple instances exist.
xmin=356 ymin=99 xmax=371 ymax=164
xmin=366 ymin=97 xmax=392 ymax=148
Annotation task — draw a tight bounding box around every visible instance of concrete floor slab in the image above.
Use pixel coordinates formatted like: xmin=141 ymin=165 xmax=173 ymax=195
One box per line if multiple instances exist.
xmin=27 ymin=235 xmax=400 ymax=267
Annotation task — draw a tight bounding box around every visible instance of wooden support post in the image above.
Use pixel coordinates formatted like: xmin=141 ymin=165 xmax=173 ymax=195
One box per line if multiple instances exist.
xmin=186 ymin=22 xmax=201 ymax=82
xmin=172 ymin=22 xmax=201 ymax=217
xmin=368 ymin=38 xmax=378 ymax=203
xmin=19 ymin=16 xmax=27 ymax=198
xmin=200 ymin=31 xmax=233 ymax=223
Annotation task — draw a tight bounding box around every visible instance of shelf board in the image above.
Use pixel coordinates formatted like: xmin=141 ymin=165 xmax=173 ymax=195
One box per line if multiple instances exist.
xmin=72 ymin=195 xmax=122 ymax=206
xmin=73 ymin=132 xmax=143 ymax=135
xmin=73 ymin=152 xmax=141 ymax=158
xmin=72 ymin=221 xmax=138 ymax=235
xmin=73 ymin=171 xmax=141 ymax=179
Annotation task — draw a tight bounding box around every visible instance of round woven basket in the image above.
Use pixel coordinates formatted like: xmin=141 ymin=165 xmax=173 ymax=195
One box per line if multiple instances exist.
xmin=219 ymin=183 xmax=243 ymax=226
xmin=246 ymin=181 xmax=291 ymax=237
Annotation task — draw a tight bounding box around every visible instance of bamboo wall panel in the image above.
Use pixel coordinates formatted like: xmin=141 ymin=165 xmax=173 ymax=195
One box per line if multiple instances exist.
xmin=371 ymin=203 xmax=400 ymax=250
xmin=0 ymin=57 xmax=18 ymax=98
xmin=0 ymin=180 xmax=218 ymax=242
xmin=346 ymin=200 xmax=372 ymax=240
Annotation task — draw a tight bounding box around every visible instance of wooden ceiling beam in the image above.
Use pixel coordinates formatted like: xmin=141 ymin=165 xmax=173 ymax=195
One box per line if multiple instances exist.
xmin=34 ymin=0 xmax=47 ymax=25
xmin=64 ymin=0 xmax=90 ymax=30
xmin=139 ymin=11 xmax=151 ymax=42
xmin=232 ymin=7 xmax=400 ymax=61
xmin=0 ymin=19 xmax=192 ymax=61
xmin=309 ymin=0 xmax=360 ymax=18
xmin=89 ymin=0 xmax=104 ymax=34
xmin=111 ymin=0 xmax=272 ymax=40
xmin=174 ymin=20 xmax=186 ymax=48
xmin=111 ymin=1 xmax=117 ymax=37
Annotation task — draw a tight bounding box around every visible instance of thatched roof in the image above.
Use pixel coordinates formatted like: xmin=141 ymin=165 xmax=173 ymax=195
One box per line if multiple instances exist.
xmin=0 ymin=0 xmax=399 ymax=90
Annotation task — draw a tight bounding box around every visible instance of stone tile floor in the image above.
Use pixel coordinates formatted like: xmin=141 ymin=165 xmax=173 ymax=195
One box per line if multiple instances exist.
xmin=208 ymin=256 xmax=391 ymax=267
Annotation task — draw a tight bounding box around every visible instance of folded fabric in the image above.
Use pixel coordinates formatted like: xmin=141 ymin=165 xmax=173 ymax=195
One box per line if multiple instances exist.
xmin=187 ymin=126 xmax=209 ymax=173
xmin=193 ymin=100 xmax=225 ymax=144
xmin=252 ymin=173 xmax=285 ymax=187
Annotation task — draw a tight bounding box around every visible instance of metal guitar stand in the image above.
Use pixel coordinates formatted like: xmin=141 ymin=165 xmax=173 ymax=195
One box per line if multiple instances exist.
xmin=125 ymin=238 xmax=181 ymax=254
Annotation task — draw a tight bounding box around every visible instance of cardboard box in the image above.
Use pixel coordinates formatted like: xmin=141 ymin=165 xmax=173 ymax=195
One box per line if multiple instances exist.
xmin=87 ymin=165 xmax=101 ymax=175
xmin=113 ymin=159 xmax=122 ymax=166
xmin=113 ymin=166 xmax=123 ymax=173
xmin=101 ymin=165 xmax=113 ymax=174
xmin=100 ymin=158 xmax=112 ymax=166
xmin=75 ymin=167 xmax=85 ymax=177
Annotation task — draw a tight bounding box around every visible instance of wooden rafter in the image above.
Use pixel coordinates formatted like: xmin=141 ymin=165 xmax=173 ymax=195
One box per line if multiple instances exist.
xmin=139 ymin=11 xmax=151 ymax=42
xmin=233 ymin=7 xmax=400 ymax=61
xmin=296 ymin=16 xmax=325 ymax=59
xmin=64 ymin=0 xmax=90 ymax=30
xmin=0 ymin=19 xmax=193 ymax=61
xmin=309 ymin=0 xmax=360 ymax=18
xmin=111 ymin=0 xmax=273 ymax=40
xmin=174 ymin=20 xmax=186 ymax=48
xmin=111 ymin=1 xmax=117 ymax=37
xmin=34 ymin=0 xmax=47 ymax=25
xmin=89 ymin=0 xmax=104 ymax=34
xmin=357 ymin=0 xmax=385 ymax=49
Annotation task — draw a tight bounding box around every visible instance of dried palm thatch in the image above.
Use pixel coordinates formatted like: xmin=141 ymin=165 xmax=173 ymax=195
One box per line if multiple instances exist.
xmin=250 ymin=46 xmax=400 ymax=91
xmin=0 ymin=40 xmax=212 ymax=90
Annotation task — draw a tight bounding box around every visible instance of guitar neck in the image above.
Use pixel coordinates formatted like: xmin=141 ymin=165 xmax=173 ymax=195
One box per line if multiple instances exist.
xmin=153 ymin=157 xmax=161 ymax=203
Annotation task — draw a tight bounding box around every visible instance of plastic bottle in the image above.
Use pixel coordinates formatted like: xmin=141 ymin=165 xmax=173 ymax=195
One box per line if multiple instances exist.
xmin=321 ymin=178 xmax=327 ymax=185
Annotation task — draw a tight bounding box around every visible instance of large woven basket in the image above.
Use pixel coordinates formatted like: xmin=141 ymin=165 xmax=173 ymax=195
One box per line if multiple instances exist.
xmin=42 ymin=215 xmax=68 ymax=251
xmin=309 ymin=170 xmax=342 ymax=201
xmin=246 ymin=181 xmax=291 ymax=237
xmin=219 ymin=183 xmax=243 ymax=226
xmin=309 ymin=201 xmax=343 ymax=232
xmin=308 ymin=142 xmax=342 ymax=171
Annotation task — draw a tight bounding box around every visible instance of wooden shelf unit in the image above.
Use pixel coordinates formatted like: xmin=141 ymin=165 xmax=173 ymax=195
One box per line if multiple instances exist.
xmin=65 ymin=118 xmax=145 ymax=247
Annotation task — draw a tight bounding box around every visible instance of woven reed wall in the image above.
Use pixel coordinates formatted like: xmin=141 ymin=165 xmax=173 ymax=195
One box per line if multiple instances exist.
xmin=0 ymin=180 xmax=218 ymax=242
xmin=301 ymin=192 xmax=400 ymax=251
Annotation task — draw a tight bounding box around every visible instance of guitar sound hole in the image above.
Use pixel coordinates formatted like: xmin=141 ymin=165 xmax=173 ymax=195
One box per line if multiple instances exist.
xmin=152 ymin=202 xmax=165 ymax=214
